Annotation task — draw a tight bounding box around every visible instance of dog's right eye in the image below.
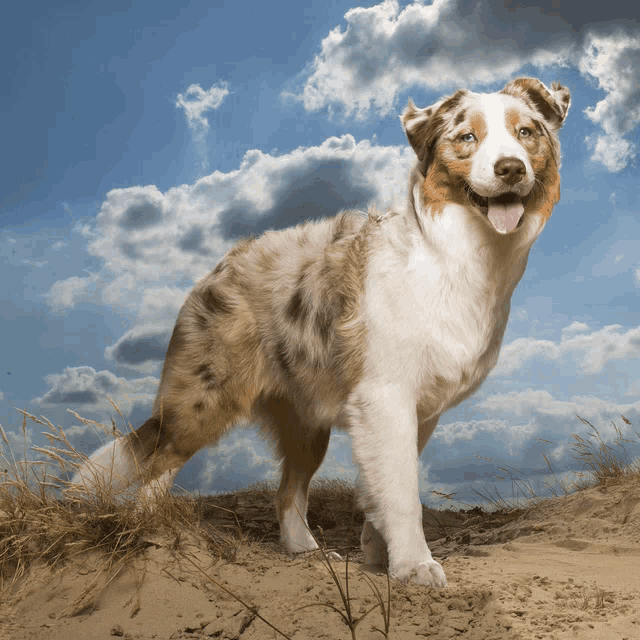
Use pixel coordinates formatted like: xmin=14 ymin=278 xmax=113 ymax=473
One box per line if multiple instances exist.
xmin=460 ymin=133 xmax=476 ymax=143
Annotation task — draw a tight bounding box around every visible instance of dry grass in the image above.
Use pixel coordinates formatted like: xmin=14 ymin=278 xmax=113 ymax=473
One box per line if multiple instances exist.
xmin=0 ymin=409 xmax=247 ymax=608
xmin=463 ymin=414 xmax=640 ymax=512
xmin=2 ymin=407 xmax=638 ymax=639
xmin=293 ymin=546 xmax=392 ymax=640
xmin=0 ymin=407 xmax=391 ymax=638
xmin=570 ymin=414 xmax=640 ymax=487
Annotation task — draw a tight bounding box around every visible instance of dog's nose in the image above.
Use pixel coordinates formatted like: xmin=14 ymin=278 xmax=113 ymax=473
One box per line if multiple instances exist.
xmin=494 ymin=157 xmax=526 ymax=185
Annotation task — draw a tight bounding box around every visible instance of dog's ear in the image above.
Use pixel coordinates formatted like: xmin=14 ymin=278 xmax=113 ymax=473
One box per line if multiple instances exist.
xmin=402 ymin=98 xmax=441 ymax=162
xmin=401 ymin=90 xmax=468 ymax=172
xmin=502 ymin=77 xmax=571 ymax=130
xmin=400 ymin=91 xmax=468 ymax=175
xmin=401 ymin=97 xmax=450 ymax=175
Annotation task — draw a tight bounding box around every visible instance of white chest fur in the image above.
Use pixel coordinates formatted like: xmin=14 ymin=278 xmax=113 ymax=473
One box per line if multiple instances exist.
xmin=364 ymin=204 xmax=537 ymax=418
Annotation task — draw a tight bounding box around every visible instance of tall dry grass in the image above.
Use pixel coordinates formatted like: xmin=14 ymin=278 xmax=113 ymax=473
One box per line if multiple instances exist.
xmin=0 ymin=408 xmax=245 ymax=604
xmin=469 ymin=414 xmax=640 ymax=511
xmin=1 ymin=406 xmax=638 ymax=638
xmin=0 ymin=407 xmax=392 ymax=638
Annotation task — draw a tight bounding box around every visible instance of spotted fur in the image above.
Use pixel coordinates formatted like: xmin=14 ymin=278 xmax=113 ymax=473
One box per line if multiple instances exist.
xmin=73 ymin=77 xmax=570 ymax=588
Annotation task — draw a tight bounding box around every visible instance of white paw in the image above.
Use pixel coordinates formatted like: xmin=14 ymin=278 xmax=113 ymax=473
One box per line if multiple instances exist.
xmin=391 ymin=559 xmax=448 ymax=588
xmin=281 ymin=529 xmax=320 ymax=554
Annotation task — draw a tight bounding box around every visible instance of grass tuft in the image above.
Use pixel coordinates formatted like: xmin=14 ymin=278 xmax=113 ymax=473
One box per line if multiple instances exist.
xmin=570 ymin=414 xmax=640 ymax=487
xmin=2 ymin=407 xmax=639 ymax=638
xmin=466 ymin=414 xmax=639 ymax=511
xmin=0 ymin=409 xmax=243 ymax=607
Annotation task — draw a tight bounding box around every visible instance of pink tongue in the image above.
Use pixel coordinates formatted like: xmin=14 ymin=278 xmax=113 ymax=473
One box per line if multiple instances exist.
xmin=487 ymin=200 xmax=524 ymax=234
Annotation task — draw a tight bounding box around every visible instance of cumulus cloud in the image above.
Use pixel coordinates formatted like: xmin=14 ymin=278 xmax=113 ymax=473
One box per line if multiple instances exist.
xmin=435 ymin=418 xmax=538 ymax=455
xmin=47 ymin=273 xmax=100 ymax=312
xmin=36 ymin=366 xmax=120 ymax=405
xmin=136 ymin=286 xmax=188 ymax=322
xmin=175 ymin=82 xmax=230 ymax=170
xmin=197 ymin=433 xmax=277 ymax=493
xmin=580 ymin=30 xmax=640 ymax=172
xmin=34 ymin=366 xmax=158 ymax=415
xmin=494 ymin=324 xmax=640 ymax=376
xmin=285 ymin=0 xmax=574 ymax=119
xmin=53 ymin=135 xmax=412 ymax=300
xmin=175 ymin=83 xmax=230 ymax=132
xmin=285 ymin=0 xmax=639 ymax=169
xmin=105 ymin=324 xmax=171 ymax=366
xmin=479 ymin=389 xmax=640 ymax=439
xmin=562 ymin=321 xmax=589 ymax=335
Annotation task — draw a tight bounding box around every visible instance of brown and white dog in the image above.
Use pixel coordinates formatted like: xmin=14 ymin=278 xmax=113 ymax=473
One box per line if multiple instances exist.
xmin=73 ymin=77 xmax=570 ymax=587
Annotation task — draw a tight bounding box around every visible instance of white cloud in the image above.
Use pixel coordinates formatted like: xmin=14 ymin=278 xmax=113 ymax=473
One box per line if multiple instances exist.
xmin=175 ymin=82 xmax=230 ymax=171
xmin=137 ymin=286 xmax=188 ymax=322
xmin=46 ymin=273 xmax=100 ymax=312
xmin=101 ymin=277 xmax=186 ymax=317
xmin=286 ymin=1 xmax=639 ymax=169
xmin=495 ymin=324 xmax=640 ymax=375
xmin=47 ymin=268 xmax=188 ymax=325
xmin=561 ymin=325 xmax=640 ymax=374
xmin=579 ymin=30 xmax=640 ymax=172
xmin=494 ymin=337 xmax=559 ymax=376
xmin=34 ymin=366 xmax=157 ymax=416
xmin=586 ymin=133 xmax=634 ymax=173
xmin=562 ymin=321 xmax=589 ymax=335
xmin=36 ymin=366 xmax=120 ymax=406
xmin=175 ymin=82 xmax=230 ymax=133
xmin=285 ymin=0 xmax=574 ymax=120
xmin=197 ymin=432 xmax=277 ymax=492
xmin=479 ymin=389 xmax=640 ymax=440
xmin=105 ymin=324 xmax=171 ymax=366
xmin=48 ymin=135 xmax=412 ymax=312
xmin=22 ymin=259 xmax=47 ymax=268
xmin=2 ymin=427 xmax=33 ymax=457
xmin=435 ymin=418 xmax=538 ymax=455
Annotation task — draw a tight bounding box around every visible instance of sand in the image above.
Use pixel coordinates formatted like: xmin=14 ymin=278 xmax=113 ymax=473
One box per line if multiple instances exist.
xmin=2 ymin=477 xmax=639 ymax=640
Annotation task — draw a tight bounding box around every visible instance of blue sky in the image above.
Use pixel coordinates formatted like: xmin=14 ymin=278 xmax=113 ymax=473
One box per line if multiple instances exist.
xmin=2 ymin=0 xmax=640 ymax=507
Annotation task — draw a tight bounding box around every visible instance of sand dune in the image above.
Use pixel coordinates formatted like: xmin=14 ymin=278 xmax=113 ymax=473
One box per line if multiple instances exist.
xmin=2 ymin=474 xmax=639 ymax=640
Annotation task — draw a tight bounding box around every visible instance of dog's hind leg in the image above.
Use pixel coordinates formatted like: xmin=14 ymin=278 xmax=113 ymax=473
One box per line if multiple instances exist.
xmin=72 ymin=291 xmax=265 ymax=497
xmin=257 ymin=397 xmax=331 ymax=553
xmin=70 ymin=381 xmax=252 ymax=498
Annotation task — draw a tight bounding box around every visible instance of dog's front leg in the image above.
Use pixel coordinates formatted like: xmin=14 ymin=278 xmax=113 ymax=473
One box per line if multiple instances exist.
xmin=347 ymin=384 xmax=447 ymax=588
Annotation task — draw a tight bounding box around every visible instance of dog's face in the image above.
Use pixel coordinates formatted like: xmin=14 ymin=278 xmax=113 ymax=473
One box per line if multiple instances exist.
xmin=403 ymin=77 xmax=571 ymax=234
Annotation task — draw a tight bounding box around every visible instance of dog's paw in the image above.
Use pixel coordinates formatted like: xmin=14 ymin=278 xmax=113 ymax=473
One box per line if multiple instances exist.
xmin=391 ymin=559 xmax=448 ymax=588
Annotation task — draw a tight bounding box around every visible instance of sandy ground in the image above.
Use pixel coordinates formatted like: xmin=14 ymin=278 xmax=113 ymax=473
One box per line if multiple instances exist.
xmin=2 ymin=477 xmax=639 ymax=640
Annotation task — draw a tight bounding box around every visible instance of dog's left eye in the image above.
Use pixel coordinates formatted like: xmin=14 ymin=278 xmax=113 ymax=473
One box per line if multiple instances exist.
xmin=461 ymin=133 xmax=476 ymax=143
xmin=519 ymin=127 xmax=532 ymax=138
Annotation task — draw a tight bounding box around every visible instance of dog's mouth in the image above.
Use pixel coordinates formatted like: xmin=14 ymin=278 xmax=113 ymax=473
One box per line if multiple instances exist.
xmin=466 ymin=189 xmax=527 ymax=234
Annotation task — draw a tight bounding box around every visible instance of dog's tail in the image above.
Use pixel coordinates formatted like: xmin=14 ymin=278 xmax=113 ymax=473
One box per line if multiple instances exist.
xmin=70 ymin=435 xmax=143 ymax=493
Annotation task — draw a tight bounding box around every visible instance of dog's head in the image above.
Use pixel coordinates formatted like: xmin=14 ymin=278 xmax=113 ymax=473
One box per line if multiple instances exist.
xmin=402 ymin=77 xmax=571 ymax=234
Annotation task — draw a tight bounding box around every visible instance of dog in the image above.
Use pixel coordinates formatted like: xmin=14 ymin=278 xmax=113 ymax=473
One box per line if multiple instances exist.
xmin=72 ymin=77 xmax=570 ymax=587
